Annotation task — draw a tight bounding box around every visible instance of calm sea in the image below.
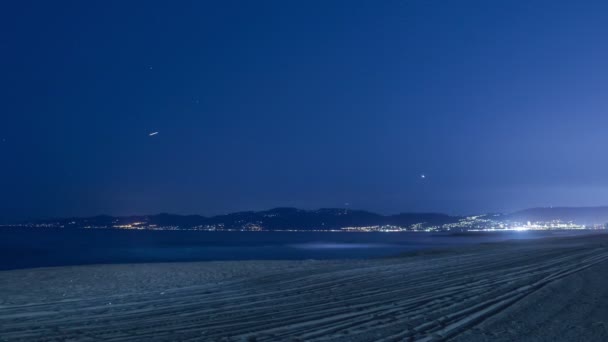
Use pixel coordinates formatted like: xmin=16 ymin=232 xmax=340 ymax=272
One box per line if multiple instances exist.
xmin=0 ymin=228 xmax=596 ymax=270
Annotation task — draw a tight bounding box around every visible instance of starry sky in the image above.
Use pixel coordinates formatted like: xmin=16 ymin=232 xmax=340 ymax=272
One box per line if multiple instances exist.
xmin=3 ymin=1 xmax=608 ymax=221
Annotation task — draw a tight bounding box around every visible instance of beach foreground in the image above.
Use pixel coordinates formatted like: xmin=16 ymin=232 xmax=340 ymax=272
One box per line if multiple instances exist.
xmin=2 ymin=234 xmax=608 ymax=341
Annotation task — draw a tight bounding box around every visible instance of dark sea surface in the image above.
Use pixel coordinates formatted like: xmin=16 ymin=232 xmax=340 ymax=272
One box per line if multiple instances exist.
xmin=0 ymin=228 xmax=599 ymax=270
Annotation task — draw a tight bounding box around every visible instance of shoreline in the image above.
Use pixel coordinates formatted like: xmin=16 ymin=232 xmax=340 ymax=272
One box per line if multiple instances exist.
xmin=2 ymin=234 xmax=608 ymax=341
xmin=1 ymin=228 xmax=600 ymax=272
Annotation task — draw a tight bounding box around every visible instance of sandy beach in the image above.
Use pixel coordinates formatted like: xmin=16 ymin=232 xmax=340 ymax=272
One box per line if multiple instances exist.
xmin=2 ymin=233 xmax=608 ymax=341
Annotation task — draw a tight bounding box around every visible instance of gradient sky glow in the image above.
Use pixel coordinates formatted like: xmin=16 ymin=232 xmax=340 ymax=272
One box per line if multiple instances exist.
xmin=3 ymin=1 xmax=608 ymax=221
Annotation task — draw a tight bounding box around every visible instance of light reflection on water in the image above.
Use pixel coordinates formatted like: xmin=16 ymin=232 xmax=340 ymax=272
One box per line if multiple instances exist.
xmin=288 ymin=243 xmax=397 ymax=249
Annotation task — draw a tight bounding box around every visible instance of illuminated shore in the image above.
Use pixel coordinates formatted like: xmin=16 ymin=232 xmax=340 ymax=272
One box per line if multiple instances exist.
xmin=2 ymin=234 xmax=608 ymax=341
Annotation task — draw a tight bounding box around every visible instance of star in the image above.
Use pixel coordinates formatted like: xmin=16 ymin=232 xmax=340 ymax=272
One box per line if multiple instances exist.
xmin=420 ymin=174 xmax=426 ymax=179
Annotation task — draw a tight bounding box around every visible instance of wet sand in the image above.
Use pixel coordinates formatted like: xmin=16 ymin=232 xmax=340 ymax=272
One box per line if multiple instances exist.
xmin=1 ymin=233 xmax=608 ymax=341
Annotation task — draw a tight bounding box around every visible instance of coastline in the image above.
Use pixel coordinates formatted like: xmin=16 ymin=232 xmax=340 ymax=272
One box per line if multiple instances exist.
xmin=2 ymin=233 xmax=608 ymax=341
xmin=0 ymin=228 xmax=597 ymax=271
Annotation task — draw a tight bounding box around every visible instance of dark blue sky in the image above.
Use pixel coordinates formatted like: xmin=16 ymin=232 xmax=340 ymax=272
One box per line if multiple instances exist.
xmin=2 ymin=1 xmax=608 ymax=221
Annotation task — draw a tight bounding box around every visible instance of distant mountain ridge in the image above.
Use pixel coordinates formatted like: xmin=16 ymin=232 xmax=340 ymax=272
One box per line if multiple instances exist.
xmin=23 ymin=206 xmax=608 ymax=230
xmin=31 ymin=207 xmax=460 ymax=230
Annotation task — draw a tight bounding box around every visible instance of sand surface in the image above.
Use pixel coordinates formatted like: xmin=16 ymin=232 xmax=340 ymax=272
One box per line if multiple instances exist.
xmin=2 ymin=234 xmax=608 ymax=341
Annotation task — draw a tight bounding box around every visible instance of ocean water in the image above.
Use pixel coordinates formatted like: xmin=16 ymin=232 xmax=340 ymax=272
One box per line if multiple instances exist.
xmin=0 ymin=228 xmax=595 ymax=270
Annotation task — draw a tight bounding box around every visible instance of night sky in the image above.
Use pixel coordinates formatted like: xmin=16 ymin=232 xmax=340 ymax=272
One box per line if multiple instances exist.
xmin=3 ymin=1 xmax=608 ymax=222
